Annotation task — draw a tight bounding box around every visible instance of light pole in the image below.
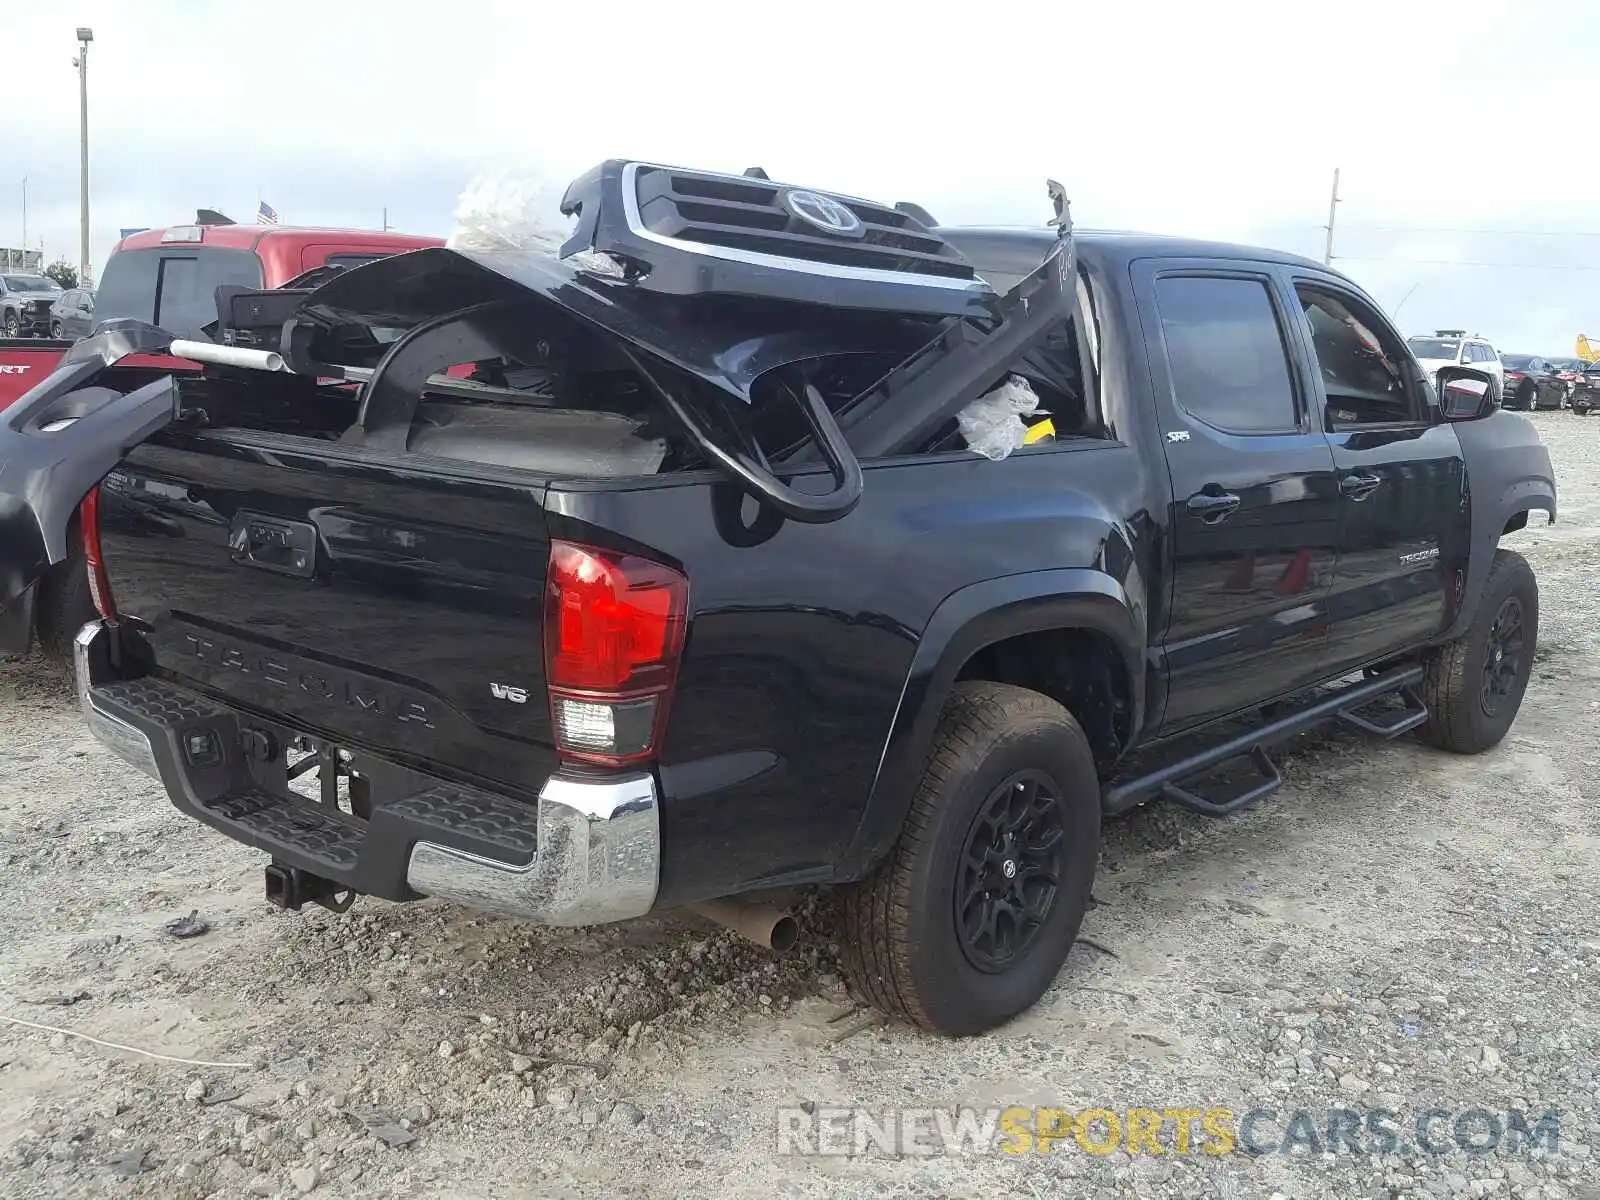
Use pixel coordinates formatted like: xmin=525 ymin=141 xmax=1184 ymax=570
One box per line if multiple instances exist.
xmin=1322 ymin=167 xmax=1340 ymax=265
xmin=72 ymin=27 xmax=93 ymax=287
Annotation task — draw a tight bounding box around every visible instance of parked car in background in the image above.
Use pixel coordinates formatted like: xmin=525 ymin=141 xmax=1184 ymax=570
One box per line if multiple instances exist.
xmin=2 ymin=221 xmax=444 ymax=411
xmin=1571 ymin=363 xmax=1600 ymax=415
xmin=0 ymin=273 xmax=65 ymax=337
xmin=1407 ymin=330 xmax=1505 ymax=400
xmin=1548 ymin=357 xmax=1587 ymax=403
xmin=0 ymin=220 xmax=444 ymax=659
xmin=48 ymin=288 xmax=96 ymax=340
xmin=1499 ymin=354 xmax=1566 ymax=410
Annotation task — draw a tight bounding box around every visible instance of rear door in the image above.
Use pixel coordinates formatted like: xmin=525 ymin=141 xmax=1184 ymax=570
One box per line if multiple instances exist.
xmin=1134 ymin=260 xmax=1341 ymax=733
xmin=1286 ymin=275 xmax=1465 ymax=672
xmin=1532 ymin=358 xmax=1561 ymax=407
xmin=67 ymin=291 xmax=94 ymax=337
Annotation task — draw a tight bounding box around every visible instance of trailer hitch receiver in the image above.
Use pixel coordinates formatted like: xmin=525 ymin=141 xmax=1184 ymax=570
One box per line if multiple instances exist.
xmin=264 ymin=862 xmax=355 ymax=913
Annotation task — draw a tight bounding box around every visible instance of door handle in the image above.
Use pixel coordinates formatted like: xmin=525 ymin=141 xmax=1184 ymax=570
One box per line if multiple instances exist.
xmin=1339 ymin=473 xmax=1383 ymax=500
xmin=1186 ymin=491 xmax=1241 ymax=523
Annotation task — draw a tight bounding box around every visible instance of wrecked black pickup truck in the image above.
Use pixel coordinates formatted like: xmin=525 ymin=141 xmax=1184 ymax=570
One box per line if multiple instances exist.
xmin=0 ymin=160 xmax=1557 ymax=1035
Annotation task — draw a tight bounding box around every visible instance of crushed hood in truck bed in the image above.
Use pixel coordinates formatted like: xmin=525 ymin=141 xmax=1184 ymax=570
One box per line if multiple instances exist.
xmin=294 ymin=245 xmax=949 ymax=403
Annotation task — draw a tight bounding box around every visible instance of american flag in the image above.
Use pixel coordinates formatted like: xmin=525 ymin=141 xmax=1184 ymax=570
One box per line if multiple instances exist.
xmin=256 ymin=200 xmax=279 ymax=225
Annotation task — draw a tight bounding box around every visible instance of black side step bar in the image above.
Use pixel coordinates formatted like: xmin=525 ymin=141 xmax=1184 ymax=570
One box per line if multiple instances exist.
xmin=1336 ymin=681 xmax=1429 ymax=737
xmin=1103 ymin=665 xmax=1426 ymax=818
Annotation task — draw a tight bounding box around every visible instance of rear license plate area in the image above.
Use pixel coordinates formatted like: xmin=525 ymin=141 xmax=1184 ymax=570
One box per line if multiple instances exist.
xmin=282 ymin=736 xmax=372 ymax=819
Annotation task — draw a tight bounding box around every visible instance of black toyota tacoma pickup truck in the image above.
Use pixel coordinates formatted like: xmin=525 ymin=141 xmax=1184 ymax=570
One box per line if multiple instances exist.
xmin=0 ymin=160 xmax=1557 ymax=1036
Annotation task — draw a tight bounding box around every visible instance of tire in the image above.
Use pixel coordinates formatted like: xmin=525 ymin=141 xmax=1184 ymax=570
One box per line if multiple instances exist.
xmin=36 ymin=545 xmax=98 ymax=664
xmin=50 ymin=320 xmax=63 ymax=339
xmin=1416 ymin=550 xmax=1537 ymax=754
xmin=838 ymin=681 xmax=1102 ymax=1035
xmin=1519 ymin=383 xmax=1537 ymax=411
xmin=2 ymin=310 xmax=17 ymax=338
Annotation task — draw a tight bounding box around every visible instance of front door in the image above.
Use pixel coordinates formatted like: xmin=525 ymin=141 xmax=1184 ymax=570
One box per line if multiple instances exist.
xmin=1287 ymin=278 xmax=1466 ymax=673
xmin=1135 ymin=263 xmax=1342 ymax=734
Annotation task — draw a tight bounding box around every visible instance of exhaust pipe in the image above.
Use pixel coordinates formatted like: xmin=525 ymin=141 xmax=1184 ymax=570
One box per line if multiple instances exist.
xmin=689 ymin=898 xmax=799 ymax=952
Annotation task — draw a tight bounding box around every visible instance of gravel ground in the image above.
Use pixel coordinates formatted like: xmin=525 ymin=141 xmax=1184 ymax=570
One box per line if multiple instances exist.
xmin=2 ymin=411 xmax=1597 ymax=1200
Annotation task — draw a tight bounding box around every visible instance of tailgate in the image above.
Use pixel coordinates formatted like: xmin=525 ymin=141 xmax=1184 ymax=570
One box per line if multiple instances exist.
xmin=101 ymin=431 xmax=560 ymax=796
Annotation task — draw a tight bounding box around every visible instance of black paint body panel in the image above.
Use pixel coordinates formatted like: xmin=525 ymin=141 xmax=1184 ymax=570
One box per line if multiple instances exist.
xmin=11 ymin=234 xmax=1557 ymax=910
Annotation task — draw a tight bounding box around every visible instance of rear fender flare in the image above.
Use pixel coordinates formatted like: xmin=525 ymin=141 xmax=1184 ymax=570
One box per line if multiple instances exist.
xmin=833 ymin=569 xmax=1144 ymax=880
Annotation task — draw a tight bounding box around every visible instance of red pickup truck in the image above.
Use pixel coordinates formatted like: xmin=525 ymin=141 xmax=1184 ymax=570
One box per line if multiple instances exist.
xmin=0 ymin=222 xmax=442 ymax=410
xmin=1 ymin=222 xmax=442 ymax=658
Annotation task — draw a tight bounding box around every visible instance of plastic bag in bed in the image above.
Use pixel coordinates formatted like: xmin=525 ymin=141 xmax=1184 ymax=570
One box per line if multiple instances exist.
xmin=957 ymin=375 xmax=1041 ymax=460
xmin=446 ymin=172 xmax=624 ymax=278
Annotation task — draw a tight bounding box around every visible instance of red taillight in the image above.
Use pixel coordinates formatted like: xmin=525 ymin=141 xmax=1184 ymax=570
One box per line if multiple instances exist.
xmin=1506 ymin=371 xmax=1525 ymax=381
xmin=544 ymin=541 xmax=688 ymax=766
xmin=80 ymin=487 xmax=117 ymax=621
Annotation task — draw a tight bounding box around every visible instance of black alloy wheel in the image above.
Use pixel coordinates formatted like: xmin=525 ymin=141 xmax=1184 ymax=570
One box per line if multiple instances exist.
xmin=1480 ymin=595 xmax=1526 ymax=717
xmin=956 ymin=770 xmax=1067 ymax=973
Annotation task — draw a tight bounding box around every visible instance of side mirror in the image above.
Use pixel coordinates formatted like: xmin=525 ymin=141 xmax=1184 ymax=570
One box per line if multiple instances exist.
xmin=1436 ymin=366 xmax=1497 ymax=421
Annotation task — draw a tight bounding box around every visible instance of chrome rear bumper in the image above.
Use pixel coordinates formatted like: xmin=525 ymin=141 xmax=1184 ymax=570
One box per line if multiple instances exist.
xmin=406 ymin=773 xmax=659 ymax=925
xmin=73 ymin=620 xmax=660 ymax=925
xmin=74 ymin=622 xmax=160 ymax=778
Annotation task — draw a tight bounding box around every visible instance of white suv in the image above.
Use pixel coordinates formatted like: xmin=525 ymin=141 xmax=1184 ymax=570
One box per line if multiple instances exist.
xmin=1406 ymin=330 xmax=1505 ymax=399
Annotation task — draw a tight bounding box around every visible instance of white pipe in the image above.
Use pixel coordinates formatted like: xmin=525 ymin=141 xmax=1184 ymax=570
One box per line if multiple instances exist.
xmin=167 ymin=340 xmax=286 ymax=373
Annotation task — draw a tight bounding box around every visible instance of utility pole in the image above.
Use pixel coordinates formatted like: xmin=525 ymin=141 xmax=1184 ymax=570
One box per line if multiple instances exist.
xmin=1323 ymin=167 xmax=1340 ymax=265
xmin=382 ymin=207 xmax=391 ymax=232
xmin=21 ymin=176 xmax=26 ymax=253
xmin=74 ymin=27 xmax=94 ymax=287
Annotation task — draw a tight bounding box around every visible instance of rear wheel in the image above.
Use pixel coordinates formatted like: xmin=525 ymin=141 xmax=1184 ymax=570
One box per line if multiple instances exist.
xmin=838 ymin=682 xmax=1101 ymax=1035
xmin=37 ymin=545 xmax=97 ymax=664
xmin=1416 ymin=550 xmax=1537 ymax=754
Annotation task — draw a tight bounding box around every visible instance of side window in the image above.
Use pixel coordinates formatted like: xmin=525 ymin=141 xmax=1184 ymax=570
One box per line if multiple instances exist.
xmin=1296 ymin=285 xmax=1421 ymax=427
xmin=323 ymin=254 xmax=385 ymax=273
xmin=1153 ymin=275 xmax=1298 ymax=435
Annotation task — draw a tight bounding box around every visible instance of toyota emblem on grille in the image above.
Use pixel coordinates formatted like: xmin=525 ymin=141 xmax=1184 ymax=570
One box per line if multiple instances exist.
xmin=784 ymin=190 xmax=865 ymax=238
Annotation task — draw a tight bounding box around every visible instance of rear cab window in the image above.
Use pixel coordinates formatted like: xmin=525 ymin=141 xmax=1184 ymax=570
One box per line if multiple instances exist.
xmin=97 ymin=246 xmax=263 ymax=338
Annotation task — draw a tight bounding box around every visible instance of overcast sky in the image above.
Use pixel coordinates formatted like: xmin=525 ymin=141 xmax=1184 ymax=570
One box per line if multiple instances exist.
xmin=4 ymin=0 xmax=1594 ymax=355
